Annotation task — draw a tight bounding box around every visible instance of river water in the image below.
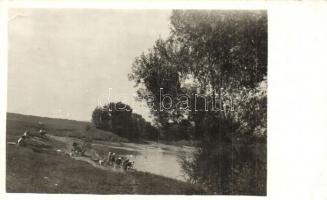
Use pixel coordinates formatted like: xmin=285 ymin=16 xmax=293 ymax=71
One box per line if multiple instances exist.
xmin=97 ymin=141 xmax=195 ymax=181
xmin=50 ymin=135 xmax=196 ymax=181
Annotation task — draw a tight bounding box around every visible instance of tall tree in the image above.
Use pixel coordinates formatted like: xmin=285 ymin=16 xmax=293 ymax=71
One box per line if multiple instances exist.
xmin=129 ymin=10 xmax=267 ymax=195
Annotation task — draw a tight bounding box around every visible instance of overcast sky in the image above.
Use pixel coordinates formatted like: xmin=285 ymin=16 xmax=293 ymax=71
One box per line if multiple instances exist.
xmin=8 ymin=9 xmax=171 ymax=122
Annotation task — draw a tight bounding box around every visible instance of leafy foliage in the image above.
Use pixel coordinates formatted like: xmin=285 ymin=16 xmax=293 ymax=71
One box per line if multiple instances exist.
xmin=91 ymin=107 xmax=111 ymax=130
xmin=129 ymin=10 xmax=267 ymax=195
xmin=91 ymin=102 xmax=159 ymax=141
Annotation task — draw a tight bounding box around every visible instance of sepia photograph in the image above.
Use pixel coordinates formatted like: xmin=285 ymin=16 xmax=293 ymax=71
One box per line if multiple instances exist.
xmin=6 ymin=8 xmax=267 ymax=195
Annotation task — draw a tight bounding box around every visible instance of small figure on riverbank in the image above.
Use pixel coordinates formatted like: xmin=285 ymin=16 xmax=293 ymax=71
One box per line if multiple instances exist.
xmin=115 ymin=157 xmax=122 ymax=168
xmin=16 ymin=130 xmax=30 ymax=146
xmin=17 ymin=135 xmax=26 ymax=146
xmin=39 ymin=129 xmax=47 ymax=136
xmin=99 ymin=159 xmax=105 ymax=166
xmin=106 ymin=152 xmax=112 ymax=166
xmin=71 ymin=142 xmax=84 ymax=156
xmin=23 ymin=131 xmax=30 ymax=137
xmin=111 ymin=153 xmax=116 ymax=165
xmin=125 ymin=161 xmax=135 ymax=170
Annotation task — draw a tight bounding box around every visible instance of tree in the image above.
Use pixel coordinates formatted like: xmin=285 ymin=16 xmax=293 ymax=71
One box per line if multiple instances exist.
xmin=129 ymin=10 xmax=267 ymax=195
xmin=92 ymin=102 xmax=159 ymax=141
xmin=91 ymin=106 xmax=111 ymax=129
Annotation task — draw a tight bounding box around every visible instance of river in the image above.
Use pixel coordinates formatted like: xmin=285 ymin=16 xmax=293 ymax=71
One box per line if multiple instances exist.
xmin=50 ymin=135 xmax=195 ymax=181
xmin=93 ymin=141 xmax=196 ymax=181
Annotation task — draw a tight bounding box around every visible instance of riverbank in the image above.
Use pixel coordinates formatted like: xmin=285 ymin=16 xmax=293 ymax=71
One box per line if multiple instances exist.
xmin=6 ymin=145 xmax=205 ymax=194
xmin=6 ymin=112 xmax=205 ymax=194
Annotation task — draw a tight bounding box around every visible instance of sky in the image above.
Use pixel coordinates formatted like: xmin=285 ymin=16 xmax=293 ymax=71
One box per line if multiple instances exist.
xmin=8 ymin=9 xmax=171 ymax=122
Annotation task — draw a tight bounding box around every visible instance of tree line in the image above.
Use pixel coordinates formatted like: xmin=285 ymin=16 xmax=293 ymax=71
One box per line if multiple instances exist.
xmin=92 ymin=102 xmax=160 ymax=141
xmin=91 ymin=101 xmax=202 ymax=141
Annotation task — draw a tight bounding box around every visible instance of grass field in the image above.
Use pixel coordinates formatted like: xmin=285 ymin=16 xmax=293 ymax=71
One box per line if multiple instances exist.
xmin=6 ymin=113 xmax=205 ymax=194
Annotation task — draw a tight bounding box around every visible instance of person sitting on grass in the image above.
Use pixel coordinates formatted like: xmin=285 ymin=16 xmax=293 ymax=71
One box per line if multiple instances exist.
xmin=17 ymin=130 xmax=31 ymax=147
xmin=23 ymin=130 xmax=30 ymax=137
xmin=17 ymin=135 xmax=26 ymax=147
xmin=39 ymin=129 xmax=47 ymax=137
xmin=71 ymin=142 xmax=83 ymax=156
xmin=115 ymin=157 xmax=122 ymax=168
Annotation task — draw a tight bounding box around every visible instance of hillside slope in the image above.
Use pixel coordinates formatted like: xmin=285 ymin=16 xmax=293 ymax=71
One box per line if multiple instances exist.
xmin=6 ymin=112 xmax=127 ymax=142
xmin=6 ymin=113 xmax=205 ymax=194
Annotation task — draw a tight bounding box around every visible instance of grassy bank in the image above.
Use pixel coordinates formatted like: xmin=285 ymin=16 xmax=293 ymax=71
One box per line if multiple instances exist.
xmin=6 ymin=113 xmax=205 ymax=194
xmin=6 ymin=112 xmax=128 ymax=142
